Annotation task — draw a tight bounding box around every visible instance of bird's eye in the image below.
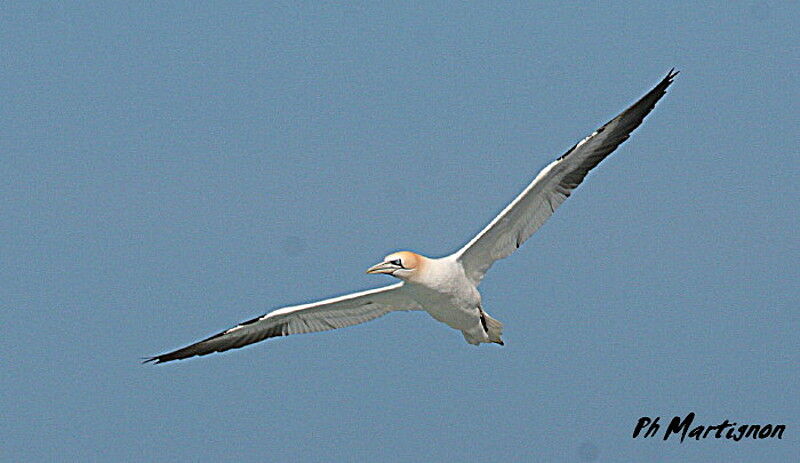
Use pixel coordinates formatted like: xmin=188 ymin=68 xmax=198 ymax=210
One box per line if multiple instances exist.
xmin=390 ymin=259 xmax=403 ymax=267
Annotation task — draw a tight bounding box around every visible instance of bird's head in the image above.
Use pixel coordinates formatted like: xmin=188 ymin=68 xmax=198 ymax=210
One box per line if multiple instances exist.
xmin=366 ymin=251 xmax=425 ymax=281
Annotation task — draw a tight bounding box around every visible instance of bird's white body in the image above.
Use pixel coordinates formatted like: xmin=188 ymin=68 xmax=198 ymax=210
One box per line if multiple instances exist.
xmin=147 ymin=70 xmax=678 ymax=364
xmin=396 ymin=255 xmax=493 ymax=345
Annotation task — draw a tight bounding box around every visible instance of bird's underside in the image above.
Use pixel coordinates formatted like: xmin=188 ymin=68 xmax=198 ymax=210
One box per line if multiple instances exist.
xmin=146 ymin=70 xmax=678 ymax=364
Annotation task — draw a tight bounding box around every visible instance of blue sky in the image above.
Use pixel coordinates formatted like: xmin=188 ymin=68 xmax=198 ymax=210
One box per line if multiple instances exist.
xmin=1 ymin=2 xmax=797 ymax=461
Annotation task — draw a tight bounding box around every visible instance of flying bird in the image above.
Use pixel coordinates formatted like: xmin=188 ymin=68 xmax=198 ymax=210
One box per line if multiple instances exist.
xmin=145 ymin=70 xmax=678 ymax=364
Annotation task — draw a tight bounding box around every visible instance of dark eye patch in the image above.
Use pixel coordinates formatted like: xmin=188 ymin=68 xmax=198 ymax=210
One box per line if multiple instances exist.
xmin=390 ymin=259 xmax=403 ymax=267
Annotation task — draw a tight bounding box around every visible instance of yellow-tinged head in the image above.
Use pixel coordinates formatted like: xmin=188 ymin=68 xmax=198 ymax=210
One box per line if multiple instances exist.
xmin=366 ymin=251 xmax=425 ymax=280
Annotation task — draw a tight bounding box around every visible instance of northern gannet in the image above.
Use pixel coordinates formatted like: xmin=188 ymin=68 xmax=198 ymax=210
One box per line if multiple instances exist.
xmin=145 ymin=70 xmax=678 ymax=364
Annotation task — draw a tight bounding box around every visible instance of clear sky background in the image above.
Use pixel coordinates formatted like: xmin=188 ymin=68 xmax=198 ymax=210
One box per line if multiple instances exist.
xmin=2 ymin=2 xmax=797 ymax=461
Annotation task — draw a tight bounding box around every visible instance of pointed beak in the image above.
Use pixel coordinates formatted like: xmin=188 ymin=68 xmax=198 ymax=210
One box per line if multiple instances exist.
xmin=366 ymin=261 xmax=397 ymax=275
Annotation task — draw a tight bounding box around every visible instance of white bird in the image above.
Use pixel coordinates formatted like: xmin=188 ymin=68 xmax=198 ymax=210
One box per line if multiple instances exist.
xmin=146 ymin=70 xmax=678 ymax=364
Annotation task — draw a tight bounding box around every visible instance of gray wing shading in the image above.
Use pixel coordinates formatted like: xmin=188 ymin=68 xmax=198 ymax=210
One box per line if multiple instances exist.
xmin=455 ymin=70 xmax=678 ymax=284
xmin=144 ymin=282 xmax=417 ymax=364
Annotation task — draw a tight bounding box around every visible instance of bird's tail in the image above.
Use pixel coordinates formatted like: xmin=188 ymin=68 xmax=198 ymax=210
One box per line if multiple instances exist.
xmin=484 ymin=312 xmax=504 ymax=345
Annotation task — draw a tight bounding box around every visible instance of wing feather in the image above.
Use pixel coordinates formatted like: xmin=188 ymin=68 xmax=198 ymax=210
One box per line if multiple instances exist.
xmin=455 ymin=70 xmax=678 ymax=284
xmin=145 ymin=282 xmax=418 ymax=364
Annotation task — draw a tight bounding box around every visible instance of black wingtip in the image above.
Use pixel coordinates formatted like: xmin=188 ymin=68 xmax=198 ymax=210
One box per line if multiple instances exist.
xmin=650 ymin=68 xmax=679 ymax=98
xmin=666 ymin=68 xmax=680 ymax=81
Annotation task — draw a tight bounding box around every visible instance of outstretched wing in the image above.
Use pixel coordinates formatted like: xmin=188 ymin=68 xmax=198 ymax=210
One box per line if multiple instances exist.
xmin=145 ymin=283 xmax=418 ymax=364
xmin=455 ymin=70 xmax=678 ymax=284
